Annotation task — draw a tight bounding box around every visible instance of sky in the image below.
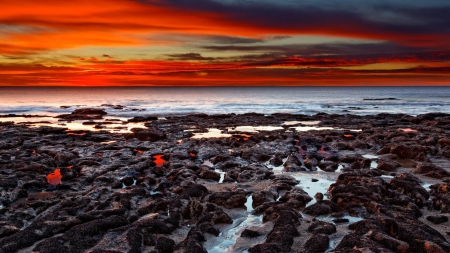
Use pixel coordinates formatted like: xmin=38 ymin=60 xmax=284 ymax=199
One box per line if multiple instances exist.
xmin=1 ymin=0 xmax=450 ymax=86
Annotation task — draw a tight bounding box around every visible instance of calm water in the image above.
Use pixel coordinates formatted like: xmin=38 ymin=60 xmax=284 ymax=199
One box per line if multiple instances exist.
xmin=0 ymin=86 xmax=449 ymax=117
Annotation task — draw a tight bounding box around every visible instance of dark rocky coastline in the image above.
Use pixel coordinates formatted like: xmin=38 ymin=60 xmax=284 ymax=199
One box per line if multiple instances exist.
xmin=1 ymin=111 xmax=450 ymax=253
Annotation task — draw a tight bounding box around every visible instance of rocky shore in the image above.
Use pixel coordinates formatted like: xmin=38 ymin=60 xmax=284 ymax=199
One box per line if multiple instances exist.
xmin=1 ymin=111 xmax=450 ymax=253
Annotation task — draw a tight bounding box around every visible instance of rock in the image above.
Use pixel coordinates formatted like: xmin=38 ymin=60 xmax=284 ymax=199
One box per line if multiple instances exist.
xmin=241 ymin=229 xmax=261 ymax=238
xmin=208 ymin=192 xmax=247 ymax=209
xmin=438 ymin=138 xmax=450 ymax=148
xmin=413 ymin=163 xmax=448 ymax=179
xmin=303 ymin=202 xmax=331 ymax=216
xmin=72 ymin=108 xmax=107 ymax=115
xmin=369 ymin=231 xmax=409 ymax=253
xmin=426 ymin=215 xmax=449 ymax=224
xmin=307 ymin=220 xmax=336 ymax=235
xmin=125 ymin=129 xmax=166 ymax=141
xmin=155 ymin=236 xmax=175 ymax=253
xmin=333 ymin=218 xmax=350 ymax=224
xmin=122 ymin=177 xmax=134 ymax=186
xmin=199 ymin=167 xmax=220 ymax=181
xmin=303 ymin=233 xmax=329 ymax=253
xmin=377 ymin=158 xmax=401 ymax=171
xmin=390 ymin=145 xmax=426 ymax=159
xmin=128 ymin=116 xmax=158 ymax=122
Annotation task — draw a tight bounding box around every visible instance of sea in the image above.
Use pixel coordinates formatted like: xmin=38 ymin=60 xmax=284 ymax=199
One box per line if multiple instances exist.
xmin=0 ymin=86 xmax=449 ymax=118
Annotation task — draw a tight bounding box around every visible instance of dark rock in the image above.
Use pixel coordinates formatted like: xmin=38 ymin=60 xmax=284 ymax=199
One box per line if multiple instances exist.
xmin=72 ymin=108 xmax=107 ymax=115
xmin=125 ymin=129 xmax=166 ymax=141
xmin=426 ymin=215 xmax=449 ymax=224
xmin=208 ymin=192 xmax=247 ymax=209
xmin=377 ymin=158 xmax=401 ymax=171
xmin=303 ymin=233 xmax=329 ymax=253
xmin=390 ymin=145 xmax=426 ymax=159
xmin=241 ymin=229 xmax=261 ymax=238
xmin=307 ymin=220 xmax=336 ymax=235
xmin=413 ymin=163 xmax=448 ymax=179
xmin=155 ymin=236 xmax=175 ymax=253
xmin=199 ymin=167 xmax=220 ymax=181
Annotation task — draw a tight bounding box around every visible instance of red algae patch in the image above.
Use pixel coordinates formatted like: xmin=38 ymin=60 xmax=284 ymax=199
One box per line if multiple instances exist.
xmin=153 ymin=154 xmax=166 ymax=167
xmin=46 ymin=168 xmax=62 ymax=185
xmin=189 ymin=152 xmax=196 ymax=157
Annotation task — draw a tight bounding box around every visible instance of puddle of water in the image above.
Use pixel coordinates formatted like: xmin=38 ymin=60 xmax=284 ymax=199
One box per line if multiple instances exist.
xmin=46 ymin=168 xmax=62 ymax=185
xmin=292 ymin=174 xmax=334 ymax=206
xmin=292 ymin=126 xmax=362 ymax=132
xmin=422 ymin=183 xmax=432 ymax=189
xmin=214 ymin=169 xmax=226 ymax=183
xmin=228 ymin=126 xmax=283 ymax=133
xmin=336 ymin=164 xmax=344 ymax=172
xmin=399 ymin=128 xmax=418 ymax=133
xmin=100 ymin=140 xmax=117 ymax=145
xmin=362 ymin=154 xmax=379 ymax=169
xmin=292 ymin=126 xmax=335 ymax=131
xmin=245 ymin=195 xmax=254 ymax=212
xmin=190 ymin=128 xmax=232 ymax=139
xmin=362 ymin=154 xmax=378 ymax=159
xmin=208 ymin=215 xmax=263 ymax=253
xmin=1 ymin=116 xmax=147 ymax=133
xmin=153 ymin=154 xmax=166 ymax=167
xmin=265 ymin=158 xmax=287 ymax=173
xmin=282 ymin=121 xmax=321 ymax=126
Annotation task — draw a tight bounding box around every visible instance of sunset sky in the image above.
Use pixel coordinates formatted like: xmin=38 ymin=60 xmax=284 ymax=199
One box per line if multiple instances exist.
xmin=1 ymin=0 xmax=450 ymax=86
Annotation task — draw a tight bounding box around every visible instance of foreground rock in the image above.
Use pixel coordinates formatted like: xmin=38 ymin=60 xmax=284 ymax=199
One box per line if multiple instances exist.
xmin=1 ymin=112 xmax=450 ymax=252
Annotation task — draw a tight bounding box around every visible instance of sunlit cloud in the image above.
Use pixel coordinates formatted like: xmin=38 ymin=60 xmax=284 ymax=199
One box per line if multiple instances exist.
xmin=0 ymin=0 xmax=450 ymax=85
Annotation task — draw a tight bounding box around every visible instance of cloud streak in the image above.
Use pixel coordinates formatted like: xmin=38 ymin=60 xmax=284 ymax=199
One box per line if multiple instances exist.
xmin=0 ymin=0 xmax=450 ymax=85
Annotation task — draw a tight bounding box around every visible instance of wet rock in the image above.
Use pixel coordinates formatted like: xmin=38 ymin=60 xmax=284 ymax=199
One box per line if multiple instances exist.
xmin=284 ymin=155 xmax=305 ymax=172
xmin=174 ymin=227 xmax=207 ymax=253
xmin=303 ymin=201 xmax=336 ymax=216
xmin=369 ymin=231 xmax=409 ymax=253
xmin=72 ymin=108 xmax=107 ymax=115
xmin=413 ymin=163 xmax=449 ymax=179
xmin=155 ymin=236 xmax=175 ymax=253
xmin=241 ymin=229 xmax=261 ymax=238
xmin=207 ymin=191 xmax=247 ymax=209
xmin=377 ymin=158 xmax=401 ymax=171
xmin=390 ymin=173 xmax=429 ymax=207
xmin=390 ymin=144 xmax=426 ymax=159
xmin=252 ymin=191 xmax=277 ymax=208
xmin=128 ymin=116 xmax=158 ymax=122
xmin=121 ymin=176 xmax=134 ymax=186
xmin=333 ymin=218 xmax=350 ymax=224
xmin=279 ymin=188 xmax=312 ymax=208
xmin=199 ymin=167 xmax=220 ymax=181
xmin=303 ymin=233 xmax=329 ymax=253
xmin=250 ymin=209 xmax=300 ymax=252
xmin=318 ymin=160 xmax=338 ymax=172
xmin=438 ymin=138 xmax=450 ymax=148
xmin=426 ymin=215 xmax=449 ymax=224
xmin=307 ymin=220 xmax=336 ymax=235
xmin=0 ymin=178 xmax=18 ymax=189
xmin=125 ymin=129 xmax=166 ymax=141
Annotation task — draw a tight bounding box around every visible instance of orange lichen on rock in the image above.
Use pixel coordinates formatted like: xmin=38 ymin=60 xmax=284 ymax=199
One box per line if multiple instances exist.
xmin=46 ymin=168 xmax=62 ymax=185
